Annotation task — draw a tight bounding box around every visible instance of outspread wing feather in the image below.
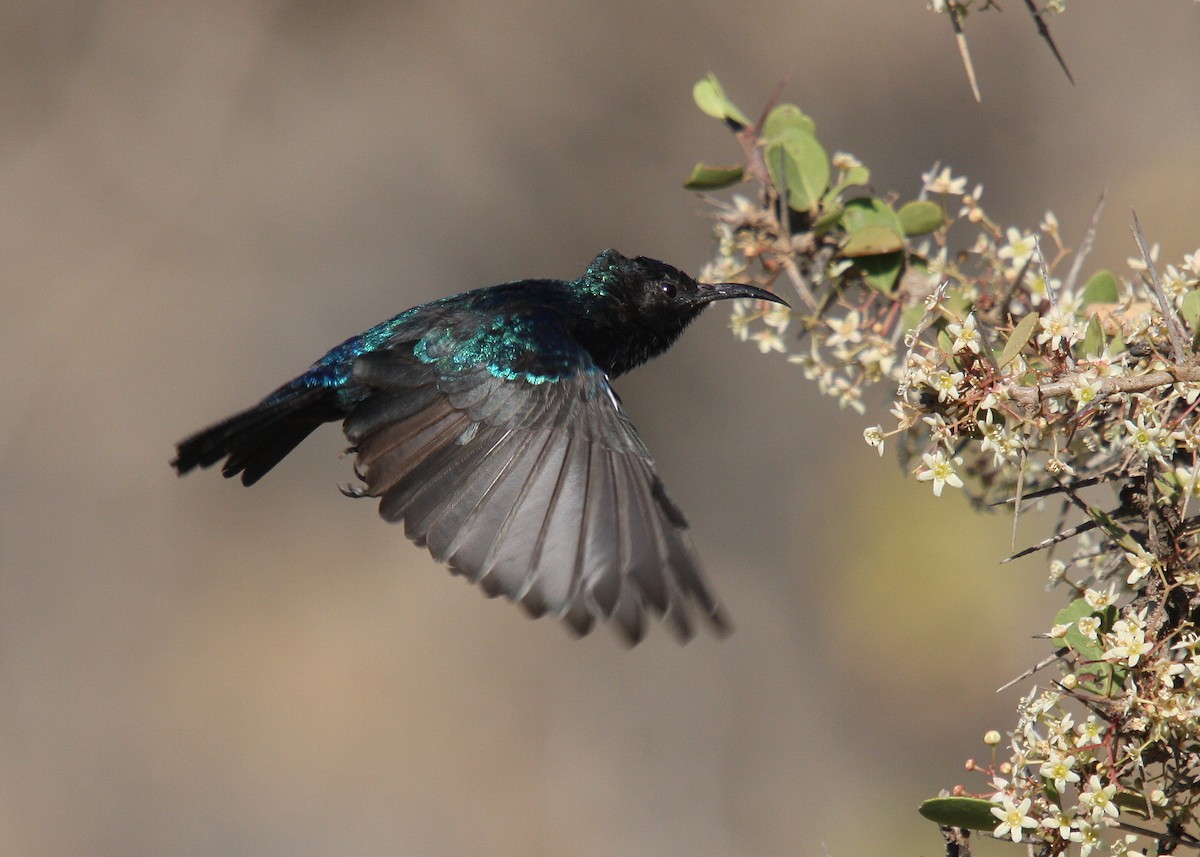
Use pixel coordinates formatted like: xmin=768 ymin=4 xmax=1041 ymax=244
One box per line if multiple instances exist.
xmin=342 ymin=318 xmax=728 ymax=644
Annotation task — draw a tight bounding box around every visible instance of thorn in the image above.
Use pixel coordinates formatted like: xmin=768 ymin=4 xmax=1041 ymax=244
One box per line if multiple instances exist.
xmin=1021 ymin=0 xmax=1074 ymax=85
xmin=997 ymin=649 xmax=1068 ymax=693
xmin=947 ymin=1 xmax=982 ymax=102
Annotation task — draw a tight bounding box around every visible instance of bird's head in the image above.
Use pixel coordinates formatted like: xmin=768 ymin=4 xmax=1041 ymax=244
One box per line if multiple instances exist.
xmin=573 ymin=249 xmax=789 ymax=376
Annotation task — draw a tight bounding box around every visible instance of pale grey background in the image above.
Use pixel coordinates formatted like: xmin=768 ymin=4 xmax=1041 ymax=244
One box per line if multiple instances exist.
xmin=2 ymin=2 xmax=1198 ymax=855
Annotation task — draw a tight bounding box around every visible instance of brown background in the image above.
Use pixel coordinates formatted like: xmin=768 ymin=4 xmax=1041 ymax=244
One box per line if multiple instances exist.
xmin=2 ymin=2 xmax=1198 ymax=855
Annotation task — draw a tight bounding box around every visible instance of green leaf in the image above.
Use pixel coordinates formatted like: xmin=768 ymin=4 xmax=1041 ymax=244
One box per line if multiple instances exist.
xmin=693 ymin=74 xmax=750 ymax=127
xmin=1053 ymin=599 xmax=1109 ymax=660
xmin=762 ymin=103 xmax=816 ymax=139
xmin=841 ymin=225 xmax=904 ymax=257
xmin=999 ymin=312 xmax=1039 ymax=367
xmin=683 ymin=163 xmax=745 ymax=190
xmin=1083 ymin=269 xmax=1119 ymax=305
xmin=1080 ymin=313 xmax=1105 ymax=358
xmin=843 ymin=165 xmax=870 ymax=187
xmin=1181 ymin=289 xmax=1200 ymax=329
xmin=918 ymin=797 xmax=998 ymax=832
xmin=898 ymin=200 xmax=946 ymax=236
xmin=826 ymin=166 xmax=872 ymax=204
xmin=937 ymin=328 xmax=956 ymax=364
xmin=837 ymin=198 xmax=905 ymax=289
xmin=853 ymin=252 xmax=904 ymax=293
xmin=764 ymin=129 xmax=830 ymax=213
xmin=842 ymin=197 xmax=903 ymax=234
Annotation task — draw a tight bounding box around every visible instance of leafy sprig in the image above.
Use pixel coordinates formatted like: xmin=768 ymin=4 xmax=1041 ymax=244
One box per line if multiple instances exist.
xmin=688 ymin=74 xmax=1200 ymax=855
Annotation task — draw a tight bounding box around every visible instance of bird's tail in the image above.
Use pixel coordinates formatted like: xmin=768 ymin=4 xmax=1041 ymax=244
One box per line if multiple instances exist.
xmin=172 ymin=386 xmax=343 ymax=486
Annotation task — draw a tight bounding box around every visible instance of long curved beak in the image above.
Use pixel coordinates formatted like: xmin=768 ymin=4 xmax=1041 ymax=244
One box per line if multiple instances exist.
xmin=697 ymin=281 xmax=790 ymax=307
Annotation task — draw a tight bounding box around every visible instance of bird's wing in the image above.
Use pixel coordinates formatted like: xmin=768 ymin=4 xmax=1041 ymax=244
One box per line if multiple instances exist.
xmin=342 ymin=313 xmax=728 ymax=644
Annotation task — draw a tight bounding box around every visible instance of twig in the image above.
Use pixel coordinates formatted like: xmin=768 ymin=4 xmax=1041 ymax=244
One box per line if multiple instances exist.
xmin=1011 ymin=447 xmax=1027 ymax=552
xmin=984 ymin=253 xmax=1036 ymax=326
xmin=1002 ymin=518 xmax=1098 ymax=562
xmin=777 ymin=253 xmax=819 ymax=311
xmin=946 ymin=1 xmax=982 ymax=102
xmin=1063 ymin=191 xmax=1106 ymax=296
xmin=997 ymin=650 xmax=1068 ymax=693
xmin=1132 ymin=211 xmax=1190 ymax=365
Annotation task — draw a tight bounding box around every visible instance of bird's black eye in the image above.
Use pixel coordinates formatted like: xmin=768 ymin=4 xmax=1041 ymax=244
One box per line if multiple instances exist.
xmin=659 ymin=281 xmax=678 ymax=298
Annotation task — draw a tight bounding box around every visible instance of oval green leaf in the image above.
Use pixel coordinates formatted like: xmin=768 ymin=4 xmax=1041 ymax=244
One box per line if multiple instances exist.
xmin=1182 ymin=289 xmax=1200 ymax=329
xmin=683 ymin=163 xmax=745 ymax=190
xmin=765 ymin=129 xmax=830 ymax=213
xmin=1053 ymin=598 xmax=1105 ymax=660
xmin=693 ymin=74 xmax=750 ymax=128
xmin=1083 ymin=269 xmax=1119 ymax=305
xmin=841 ymin=224 xmax=904 ymax=257
xmin=999 ymin=312 xmax=1039 ymax=367
xmin=918 ymin=797 xmax=999 ymax=832
xmin=843 ymin=165 xmax=870 ymax=187
xmin=762 ymin=103 xmax=816 ymax=139
xmin=854 ymin=252 xmax=904 ymax=294
xmin=842 ymin=197 xmax=903 ymax=235
xmin=1081 ymin=313 xmax=1105 ymax=358
xmin=898 ymin=200 xmax=946 ymax=236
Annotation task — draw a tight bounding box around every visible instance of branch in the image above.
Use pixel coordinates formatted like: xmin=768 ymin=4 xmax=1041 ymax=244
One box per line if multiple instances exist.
xmin=1004 ymin=366 xmax=1200 ymax=407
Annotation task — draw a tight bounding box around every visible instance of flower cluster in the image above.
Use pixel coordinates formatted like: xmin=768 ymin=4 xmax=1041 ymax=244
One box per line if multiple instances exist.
xmin=694 ymin=112 xmax=1200 ymax=852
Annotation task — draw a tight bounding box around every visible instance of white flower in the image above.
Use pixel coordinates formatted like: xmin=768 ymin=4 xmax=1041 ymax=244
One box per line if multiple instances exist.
xmin=978 ymin=410 xmax=1017 ymax=466
xmin=1084 ymin=584 xmax=1117 ymax=609
xmin=1175 ymin=464 xmax=1200 ymax=496
xmin=1123 ymin=413 xmax=1170 ymax=463
xmin=922 ymin=164 xmax=967 ymax=195
xmin=959 ymin=184 xmax=985 ymax=222
xmin=1076 ymin=820 xmax=1104 ymax=857
xmin=1040 ymin=807 xmax=1077 ymax=840
xmin=1072 ymin=376 xmax=1106 ymax=410
xmin=825 ymin=310 xmax=863 ymax=348
xmin=1037 ymin=305 xmax=1080 ymax=350
xmin=1079 ymin=775 xmax=1119 ymax=820
xmin=832 ymin=151 xmax=863 ymax=171
xmin=728 ymin=300 xmax=752 ymax=341
xmin=1124 ymin=548 xmax=1156 ymax=585
xmin=863 ymin=426 xmax=886 ymax=456
xmin=991 ymin=795 xmax=1038 ymax=843
xmin=1039 ymin=751 xmax=1081 ymax=792
xmin=1183 ymin=247 xmax=1200 ymax=278
xmin=1075 ymin=715 xmax=1104 ymax=747
xmin=751 ymin=328 xmax=786 ymax=354
xmin=916 ymin=450 xmax=964 ymax=497
xmin=947 ymin=313 xmax=982 ymax=354
xmin=1104 ymin=617 xmax=1151 ymax=667
xmin=931 ymin=369 xmax=964 ymax=402
xmin=998 ymin=227 xmax=1038 ymax=270
xmin=762 ymin=303 xmax=792 ymax=332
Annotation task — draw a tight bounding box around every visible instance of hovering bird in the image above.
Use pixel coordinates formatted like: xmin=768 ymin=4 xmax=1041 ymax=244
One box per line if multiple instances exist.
xmin=173 ymin=249 xmax=786 ymax=643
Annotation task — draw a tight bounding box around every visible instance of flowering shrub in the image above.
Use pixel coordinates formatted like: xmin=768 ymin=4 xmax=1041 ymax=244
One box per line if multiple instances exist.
xmin=688 ymin=75 xmax=1200 ymax=854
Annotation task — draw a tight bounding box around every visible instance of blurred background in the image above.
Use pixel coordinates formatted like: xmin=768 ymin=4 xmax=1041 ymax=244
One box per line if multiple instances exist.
xmin=2 ymin=2 xmax=1197 ymax=855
